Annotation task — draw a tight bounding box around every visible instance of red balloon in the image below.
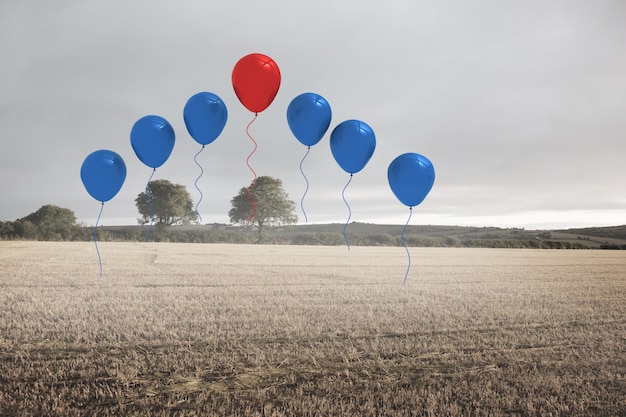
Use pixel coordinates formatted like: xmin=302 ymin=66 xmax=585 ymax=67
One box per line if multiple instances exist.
xmin=232 ymin=53 xmax=281 ymax=113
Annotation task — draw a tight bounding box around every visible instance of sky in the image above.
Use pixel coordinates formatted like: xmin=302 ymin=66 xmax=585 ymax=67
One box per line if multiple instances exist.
xmin=1 ymin=0 xmax=625 ymax=230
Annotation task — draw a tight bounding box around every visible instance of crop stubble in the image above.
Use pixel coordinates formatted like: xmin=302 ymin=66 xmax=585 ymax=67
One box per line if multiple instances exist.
xmin=0 ymin=241 xmax=625 ymax=416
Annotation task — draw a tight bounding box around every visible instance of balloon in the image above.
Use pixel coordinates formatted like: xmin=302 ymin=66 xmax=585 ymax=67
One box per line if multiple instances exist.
xmin=329 ymin=120 xmax=376 ymax=174
xmin=388 ymin=153 xmax=435 ymax=207
xmin=287 ymin=93 xmax=332 ymax=147
xmin=130 ymin=115 xmax=175 ymax=168
xmin=80 ymin=150 xmax=127 ymax=202
xmin=183 ymin=92 xmax=228 ymax=146
xmin=232 ymin=53 xmax=281 ymax=113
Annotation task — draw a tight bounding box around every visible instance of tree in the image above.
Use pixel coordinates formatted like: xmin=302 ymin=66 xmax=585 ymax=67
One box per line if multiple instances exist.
xmin=229 ymin=176 xmax=297 ymax=242
xmin=0 ymin=221 xmax=15 ymax=239
xmin=21 ymin=204 xmax=80 ymax=240
xmin=135 ymin=179 xmax=198 ymax=226
xmin=0 ymin=219 xmax=38 ymax=240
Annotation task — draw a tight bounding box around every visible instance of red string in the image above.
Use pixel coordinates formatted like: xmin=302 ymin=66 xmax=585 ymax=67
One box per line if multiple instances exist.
xmin=245 ymin=113 xmax=258 ymax=224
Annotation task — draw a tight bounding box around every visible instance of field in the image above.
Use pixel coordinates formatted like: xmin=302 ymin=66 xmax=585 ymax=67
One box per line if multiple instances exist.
xmin=1 ymin=242 xmax=625 ymax=416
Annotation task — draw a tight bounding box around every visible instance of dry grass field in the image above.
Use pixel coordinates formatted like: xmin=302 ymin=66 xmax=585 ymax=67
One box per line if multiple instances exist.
xmin=0 ymin=241 xmax=625 ymax=416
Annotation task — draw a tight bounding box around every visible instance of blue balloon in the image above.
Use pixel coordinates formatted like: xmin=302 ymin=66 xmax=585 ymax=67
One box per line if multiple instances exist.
xmin=80 ymin=150 xmax=127 ymax=202
xmin=130 ymin=115 xmax=175 ymax=168
xmin=287 ymin=93 xmax=332 ymax=147
xmin=388 ymin=153 xmax=435 ymax=207
xmin=329 ymin=120 xmax=376 ymax=174
xmin=183 ymin=92 xmax=228 ymax=146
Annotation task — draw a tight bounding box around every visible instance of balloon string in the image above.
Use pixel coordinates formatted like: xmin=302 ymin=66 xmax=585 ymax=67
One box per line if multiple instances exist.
xmin=193 ymin=145 xmax=205 ymax=223
xmin=402 ymin=207 xmax=413 ymax=285
xmin=341 ymin=174 xmax=353 ymax=250
xmin=93 ymin=202 xmax=104 ymax=278
xmin=245 ymin=113 xmax=258 ymax=224
xmin=145 ymin=168 xmax=156 ymax=242
xmin=299 ymin=146 xmax=311 ymax=223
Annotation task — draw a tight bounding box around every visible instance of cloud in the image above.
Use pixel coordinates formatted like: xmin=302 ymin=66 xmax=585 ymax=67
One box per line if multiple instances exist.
xmin=1 ymin=0 xmax=625 ymax=229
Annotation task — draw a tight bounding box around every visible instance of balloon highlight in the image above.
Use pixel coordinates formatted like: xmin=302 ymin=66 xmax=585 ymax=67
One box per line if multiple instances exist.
xmin=232 ymin=53 xmax=281 ymax=113
xmin=80 ymin=150 xmax=127 ymax=203
xmin=130 ymin=115 xmax=175 ymax=169
xmin=330 ymin=120 xmax=376 ymax=174
xmin=388 ymin=153 xmax=435 ymax=208
xmin=287 ymin=93 xmax=332 ymax=147
xmin=184 ymin=92 xmax=228 ymax=146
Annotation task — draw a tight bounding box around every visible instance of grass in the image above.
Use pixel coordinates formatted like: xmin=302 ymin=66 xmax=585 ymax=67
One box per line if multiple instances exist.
xmin=0 ymin=241 xmax=625 ymax=416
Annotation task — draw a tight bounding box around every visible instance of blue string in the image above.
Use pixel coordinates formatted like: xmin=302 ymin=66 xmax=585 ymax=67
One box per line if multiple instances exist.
xmin=299 ymin=146 xmax=311 ymax=223
xmin=402 ymin=207 xmax=413 ymax=285
xmin=341 ymin=174 xmax=353 ymax=250
xmin=193 ymin=145 xmax=205 ymax=223
xmin=145 ymin=168 xmax=156 ymax=242
xmin=93 ymin=202 xmax=104 ymax=278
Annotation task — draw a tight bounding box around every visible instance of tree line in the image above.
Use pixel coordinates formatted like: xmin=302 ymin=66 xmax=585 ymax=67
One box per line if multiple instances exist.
xmin=0 ymin=215 xmax=597 ymax=249
xmin=0 ymin=176 xmax=299 ymax=243
xmin=0 ymin=205 xmax=597 ymax=248
xmin=0 ymin=176 xmax=620 ymax=249
xmin=0 ymin=205 xmax=86 ymax=241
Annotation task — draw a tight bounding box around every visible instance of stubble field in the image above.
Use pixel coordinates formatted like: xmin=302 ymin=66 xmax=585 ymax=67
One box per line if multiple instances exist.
xmin=0 ymin=241 xmax=625 ymax=416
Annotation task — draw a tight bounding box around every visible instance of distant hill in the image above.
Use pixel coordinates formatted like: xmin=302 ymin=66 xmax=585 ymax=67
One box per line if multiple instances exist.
xmin=553 ymin=225 xmax=626 ymax=241
xmin=270 ymin=223 xmax=626 ymax=249
xmin=98 ymin=222 xmax=626 ymax=249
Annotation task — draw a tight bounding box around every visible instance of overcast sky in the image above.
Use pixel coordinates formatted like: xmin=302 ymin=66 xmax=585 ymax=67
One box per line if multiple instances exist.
xmin=2 ymin=0 xmax=625 ymax=230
